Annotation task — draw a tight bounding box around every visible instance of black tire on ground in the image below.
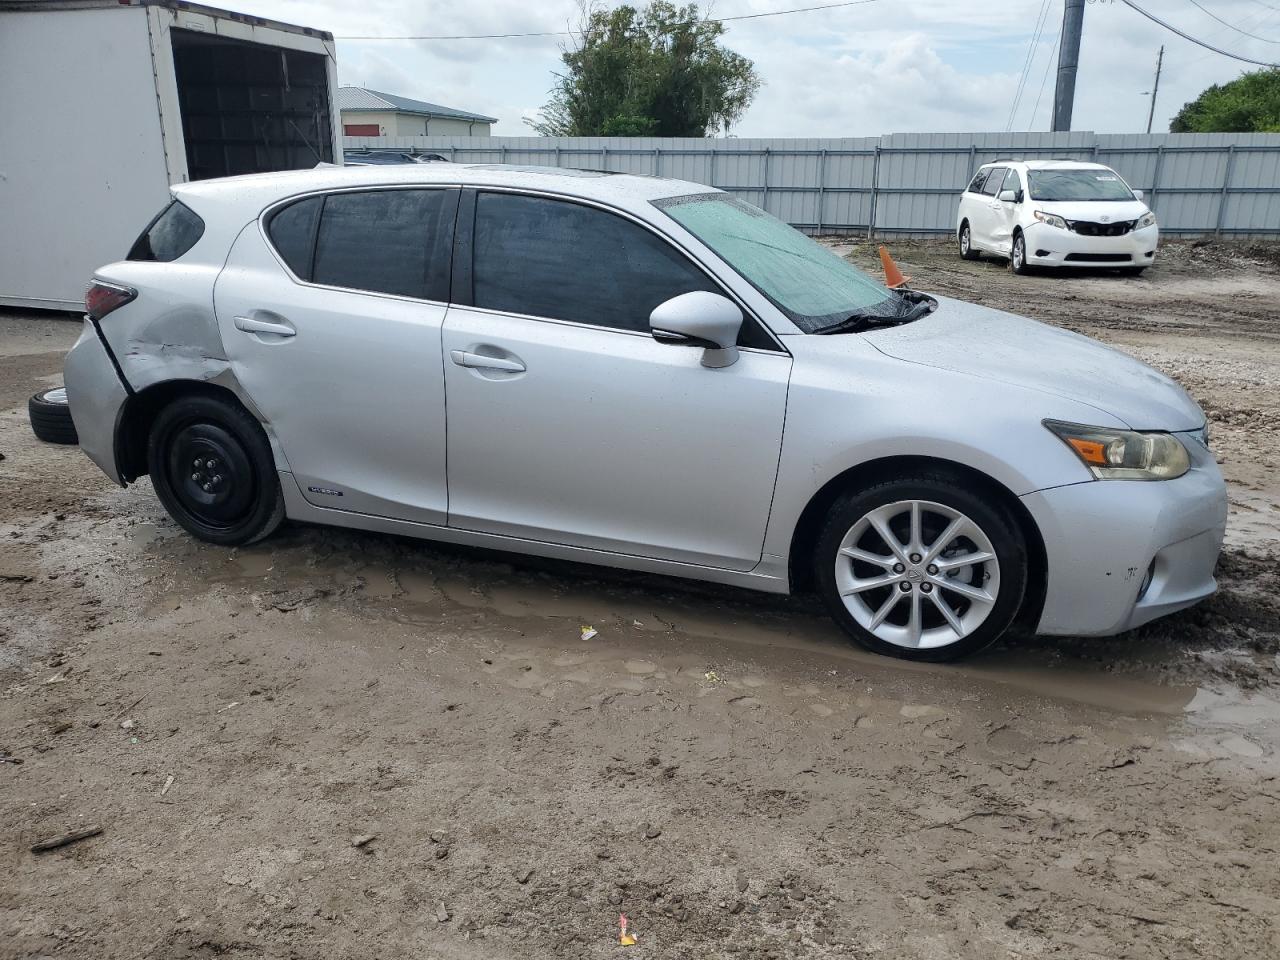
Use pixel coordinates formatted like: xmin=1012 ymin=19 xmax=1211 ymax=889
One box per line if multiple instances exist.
xmin=29 ymin=389 xmax=79 ymax=445
xmin=1010 ymin=232 xmax=1032 ymax=275
xmin=958 ymin=222 xmax=980 ymax=260
xmin=147 ymin=393 xmax=285 ymax=546
xmin=813 ymin=471 xmax=1029 ymax=663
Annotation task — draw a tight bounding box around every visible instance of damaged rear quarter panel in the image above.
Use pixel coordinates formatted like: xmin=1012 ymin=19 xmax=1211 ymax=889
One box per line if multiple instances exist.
xmin=90 ymin=259 xmax=288 ymax=467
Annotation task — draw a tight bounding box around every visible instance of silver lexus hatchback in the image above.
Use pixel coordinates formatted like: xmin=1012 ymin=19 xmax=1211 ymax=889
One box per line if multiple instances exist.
xmin=64 ymin=164 xmax=1227 ymax=661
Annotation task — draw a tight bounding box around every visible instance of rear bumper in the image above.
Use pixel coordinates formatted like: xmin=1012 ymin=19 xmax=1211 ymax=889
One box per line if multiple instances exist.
xmin=63 ymin=320 xmax=129 ymax=486
xmin=1024 ymin=222 xmax=1158 ymax=268
xmin=1022 ymin=439 xmax=1227 ymax=636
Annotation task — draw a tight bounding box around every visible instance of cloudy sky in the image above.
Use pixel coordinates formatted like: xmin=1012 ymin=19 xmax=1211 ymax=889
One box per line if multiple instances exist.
xmin=238 ymin=0 xmax=1276 ymax=135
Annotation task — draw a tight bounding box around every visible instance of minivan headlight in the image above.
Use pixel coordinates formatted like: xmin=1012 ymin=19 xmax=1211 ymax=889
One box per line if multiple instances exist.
xmin=1136 ymin=211 xmax=1157 ymax=229
xmin=1044 ymin=420 xmax=1190 ymax=480
xmin=1033 ymin=210 xmax=1068 ymax=229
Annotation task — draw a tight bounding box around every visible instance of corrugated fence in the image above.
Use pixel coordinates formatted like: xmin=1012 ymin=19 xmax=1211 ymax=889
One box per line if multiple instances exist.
xmin=343 ymin=131 xmax=1280 ymax=238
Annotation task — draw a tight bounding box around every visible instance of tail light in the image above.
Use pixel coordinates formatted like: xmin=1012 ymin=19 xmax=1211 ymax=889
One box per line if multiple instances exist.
xmin=85 ymin=280 xmax=136 ymax=321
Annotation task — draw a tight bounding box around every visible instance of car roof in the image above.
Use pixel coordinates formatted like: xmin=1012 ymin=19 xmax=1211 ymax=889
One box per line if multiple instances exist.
xmin=980 ymin=159 xmax=1113 ymax=171
xmin=172 ymin=163 xmax=715 ymax=215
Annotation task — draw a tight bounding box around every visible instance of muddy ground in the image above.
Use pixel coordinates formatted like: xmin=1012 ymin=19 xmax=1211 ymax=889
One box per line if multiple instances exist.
xmin=2 ymin=239 xmax=1279 ymax=959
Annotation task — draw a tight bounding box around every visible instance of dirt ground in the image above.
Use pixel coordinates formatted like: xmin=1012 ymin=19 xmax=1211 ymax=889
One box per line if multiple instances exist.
xmin=2 ymin=239 xmax=1279 ymax=960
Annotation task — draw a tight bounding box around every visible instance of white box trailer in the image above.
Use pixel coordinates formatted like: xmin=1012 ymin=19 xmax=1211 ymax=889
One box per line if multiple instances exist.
xmin=0 ymin=0 xmax=341 ymax=311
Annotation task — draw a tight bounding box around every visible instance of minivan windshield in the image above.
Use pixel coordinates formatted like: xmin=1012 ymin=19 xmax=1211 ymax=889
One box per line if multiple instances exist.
xmin=1027 ymin=169 xmax=1134 ymax=202
xmin=656 ymin=194 xmax=902 ymax=333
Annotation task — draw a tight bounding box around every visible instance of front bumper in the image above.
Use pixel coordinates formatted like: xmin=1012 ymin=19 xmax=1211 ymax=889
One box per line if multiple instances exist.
xmin=63 ymin=319 xmax=129 ymax=486
xmin=1024 ymin=222 xmax=1158 ymax=268
xmin=1021 ymin=433 xmax=1226 ymax=636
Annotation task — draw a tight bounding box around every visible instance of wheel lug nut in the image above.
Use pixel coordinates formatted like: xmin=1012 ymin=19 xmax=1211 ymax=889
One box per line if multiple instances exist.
xmin=212 ymin=475 xmax=222 ymax=485
xmin=191 ymin=472 xmax=199 ymax=481
xmin=927 ymin=564 xmax=938 ymax=575
xmin=202 ymin=483 xmax=212 ymax=493
xmin=899 ymin=582 xmax=912 ymax=593
xmin=208 ymin=459 xmax=217 ymax=469
xmin=892 ymin=562 xmax=905 ymax=573
xmin=909 ymin=553 xmax=922 ymax=564
xmin=193 ymin=458 xmax=202 ymax=467
xmin=921 ymin=583 xmax=933 ymax=593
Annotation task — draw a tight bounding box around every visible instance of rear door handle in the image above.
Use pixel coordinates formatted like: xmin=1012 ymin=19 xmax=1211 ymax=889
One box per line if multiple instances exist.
xmin=450 ymin=349 xmax=525 ymax=373
xmin=234 ymin=315 xmax=295 ymax=338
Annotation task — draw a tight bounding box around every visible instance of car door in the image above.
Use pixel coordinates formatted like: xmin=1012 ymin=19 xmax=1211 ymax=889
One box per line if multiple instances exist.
xmin=213 ymin=186 xmax=459 ymax=524
xmin=440 ymin=190 xmax=792 ymax=571
xmin=972 ymin=166 xmax=1006 ymax=250
xmin=989 ymin=167 xmax=1023 ymax=255
xmin=959 ymin=167 xmax=990 ymax=244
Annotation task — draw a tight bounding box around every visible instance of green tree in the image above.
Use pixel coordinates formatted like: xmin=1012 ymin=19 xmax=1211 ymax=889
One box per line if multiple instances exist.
xmin=1170 ymin=69 xmax=1280 ymax=133
xmin=528 ymin=1 xmax=760 ymax=137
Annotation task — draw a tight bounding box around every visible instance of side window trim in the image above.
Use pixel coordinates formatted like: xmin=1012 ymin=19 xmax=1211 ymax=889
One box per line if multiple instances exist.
xmin=458 ymin=188 xmax=784 ymax=353
xmin=261 ymin=185 xmax=461 ymax=305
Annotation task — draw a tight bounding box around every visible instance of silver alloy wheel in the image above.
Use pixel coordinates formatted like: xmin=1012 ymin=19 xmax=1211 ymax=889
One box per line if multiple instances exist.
xmin=42 ymin=387 xmax=68 ymax=404
xmin=1012 ymin=235 xmax=1025 ymax=270
xmin=960 ymin=226 xmax=970 ymax=255
xmin=834 ymin=499 xmax=1001 ymax=650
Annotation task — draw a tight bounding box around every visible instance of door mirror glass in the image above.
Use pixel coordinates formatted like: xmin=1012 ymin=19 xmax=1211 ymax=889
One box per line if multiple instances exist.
xmin=1132 ymin=188 xmax=1144 ymax=201
xmin=998 ymin=189 xmax=1018 ymax=203
xmin=650 ymin=291 xmax=743 ymax=368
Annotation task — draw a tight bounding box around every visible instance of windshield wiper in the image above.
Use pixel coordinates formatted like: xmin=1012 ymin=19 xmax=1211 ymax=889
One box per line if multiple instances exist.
xmin=815 ymin=291 xmax=937 ymax=335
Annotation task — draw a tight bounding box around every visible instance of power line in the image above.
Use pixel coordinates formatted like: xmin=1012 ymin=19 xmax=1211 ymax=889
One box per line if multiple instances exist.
xmin=1118 ymin=0 xmax=1280 ymax=65
xmin=337 ymin=0 xmax=881 ymax=41
xmin=1006 ymin=0 xmax=1053 ymax=131
xmin=1185 ymin=0 xmax=1280 ymax=42
xmin=1029 ymin=27 xmax=1060 ymax=130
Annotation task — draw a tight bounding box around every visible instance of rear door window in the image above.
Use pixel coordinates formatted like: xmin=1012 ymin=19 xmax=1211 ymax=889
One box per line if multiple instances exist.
xmin=266 ymin=196 xmax=322 ymax=279
xmin=127 ymin=200 xmax=205 ymax=262
xmin=981 ymin=167 xmax=1006 ymax=197
xmin=311 ymin=189 xmax=454 ymax=300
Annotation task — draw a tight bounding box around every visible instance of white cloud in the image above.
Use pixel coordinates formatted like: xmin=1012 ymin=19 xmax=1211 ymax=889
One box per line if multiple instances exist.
xmin=228 ymin=0 xmax=1276 ymax=135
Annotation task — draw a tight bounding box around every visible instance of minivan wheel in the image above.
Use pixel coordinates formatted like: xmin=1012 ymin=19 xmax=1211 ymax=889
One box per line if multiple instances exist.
xmin=147 ymin=394 xmax=284 ymax=546
xmin=959 ymin=223 xmax=979 ymax=261
xmin=814 ymin=475 xmax=1027 ymax=662
xmin=1010 ymin=233 xmax=1030 ymax=275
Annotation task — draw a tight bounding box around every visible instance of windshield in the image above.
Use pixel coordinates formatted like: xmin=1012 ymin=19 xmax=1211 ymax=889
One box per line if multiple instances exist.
xmin=655 ymin=194 xmax=897 ymax=332
xmin=1027 ymin=169 xmax=1134 ymax=202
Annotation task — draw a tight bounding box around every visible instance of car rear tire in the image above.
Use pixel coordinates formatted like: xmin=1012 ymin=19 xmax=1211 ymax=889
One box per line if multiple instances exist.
xmin=814 ymin=473 xmax=1028 ymax=662
xmin=147 ymin=393 xmax=285 ymax=546
xmin=29 ymin=388 xmax=79 ymax=445
xmin=1010 ymin=232 xmax=1031 ymax=275
xmin=958 ymin=223 xmax=980 ymax=261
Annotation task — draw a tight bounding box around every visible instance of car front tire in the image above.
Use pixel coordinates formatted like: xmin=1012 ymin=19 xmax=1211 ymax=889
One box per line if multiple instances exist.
xmin=147 ymin=393 xmax=285 ymax=546
xmin=814 ymin=472 xmax=1028 ymax=662
xmin=1010 ymin=232 xmax=1031 ymax=275
xmin=958 ymin=222 xmax=979 ymax=260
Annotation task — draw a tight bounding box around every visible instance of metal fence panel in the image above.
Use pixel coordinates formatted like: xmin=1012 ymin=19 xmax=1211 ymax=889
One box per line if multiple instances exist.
xmin=344 ymin=132 xmax=1280 ymax=237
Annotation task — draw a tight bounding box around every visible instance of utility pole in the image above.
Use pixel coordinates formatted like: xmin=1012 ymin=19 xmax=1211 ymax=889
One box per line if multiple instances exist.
xmin=1145 ymin=45 xmax=1164 ymax=134
xmin=1052 ymin=0 xmax=1085 ymax=132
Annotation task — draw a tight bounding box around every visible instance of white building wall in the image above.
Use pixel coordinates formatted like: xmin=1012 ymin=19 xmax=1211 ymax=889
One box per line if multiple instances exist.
xmin=342 ymin=112 xmax=492 ymax=137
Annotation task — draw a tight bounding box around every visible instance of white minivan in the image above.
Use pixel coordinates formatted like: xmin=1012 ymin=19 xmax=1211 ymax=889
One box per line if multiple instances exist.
xmin=956 ymin=160 xmax=1158 ymax=275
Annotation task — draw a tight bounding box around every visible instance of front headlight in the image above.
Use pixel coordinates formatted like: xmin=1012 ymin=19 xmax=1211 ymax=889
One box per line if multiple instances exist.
xmin=1033 ymin=210 xmax=1068 ymax=229
xmin=1136 ymin=211 xmax=1157 ymax=229
xmin=1044 ymin=420 xmax=1190 ymax=480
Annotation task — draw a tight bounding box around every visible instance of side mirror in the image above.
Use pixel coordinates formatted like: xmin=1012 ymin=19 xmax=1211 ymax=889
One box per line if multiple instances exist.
xmin=649 ymin=291 xmax=743 ymax=369
xmin=998 ymin=189 xmax=1018 ymax=203
xmin=1132 ymin=188 xmax=1145 ymax=201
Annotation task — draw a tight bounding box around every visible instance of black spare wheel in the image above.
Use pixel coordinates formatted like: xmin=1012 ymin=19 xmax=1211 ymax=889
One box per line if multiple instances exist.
xmin=147 ymin=394 xmax=285 ymax=546
xmin=29 ymin=388 xmax=78 ymax=445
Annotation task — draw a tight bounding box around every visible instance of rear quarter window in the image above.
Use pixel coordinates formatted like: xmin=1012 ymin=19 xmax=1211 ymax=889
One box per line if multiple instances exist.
xmin=127 ymin=200 xmax=205 ymax=262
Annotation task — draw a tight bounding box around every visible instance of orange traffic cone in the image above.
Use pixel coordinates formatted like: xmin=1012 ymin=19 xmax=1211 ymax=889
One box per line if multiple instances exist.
xmin=878 ymin=245 xmax=911 ymax=289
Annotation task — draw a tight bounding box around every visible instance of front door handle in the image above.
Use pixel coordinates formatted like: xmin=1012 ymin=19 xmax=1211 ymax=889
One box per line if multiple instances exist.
xmin=234 ymin=315 xmax=295 ymax=338
xmin=450 ymin=349 xmax=525 ymax=373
